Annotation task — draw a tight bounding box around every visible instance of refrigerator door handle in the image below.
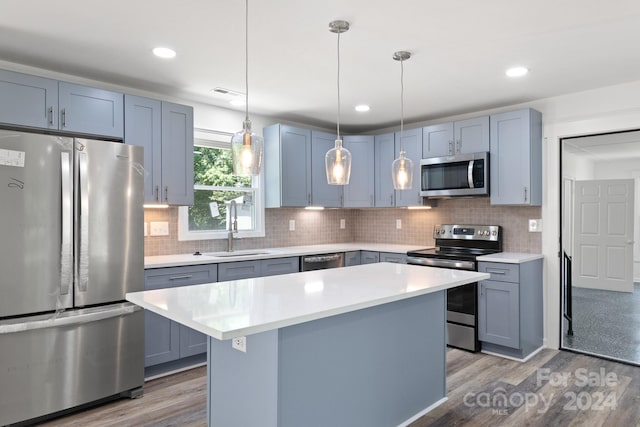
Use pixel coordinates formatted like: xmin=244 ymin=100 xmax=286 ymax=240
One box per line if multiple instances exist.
xmin=60 ymin=152 xmax=73 ymax=295
xmin=0 ymin=304 xmax=142 ymax=335
xmin=78 ymin=150 xmax=90 ymax=293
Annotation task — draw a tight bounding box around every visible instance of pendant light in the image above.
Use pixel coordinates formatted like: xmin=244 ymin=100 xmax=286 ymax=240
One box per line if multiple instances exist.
xmin=392 ymin=51 xmax=413 ymax=190
xmin=325 ymin=20 xmax=352 ymax=185
xmin=231 ymin=0 xmax=263 ymax=176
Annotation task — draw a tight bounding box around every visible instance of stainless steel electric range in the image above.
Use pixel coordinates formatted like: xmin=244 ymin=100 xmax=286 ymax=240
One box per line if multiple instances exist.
xmin=406 ymin=224 xmax=502 ymax=352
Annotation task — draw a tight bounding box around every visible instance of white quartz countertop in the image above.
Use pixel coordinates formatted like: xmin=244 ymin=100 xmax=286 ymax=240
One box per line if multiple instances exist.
xmin=127 ymin=262 xmax=488 ymax=340
xmin=476 ymin=252 xmax=543 ymax=264
xmin=145 ymin=243 xmax=430 ymax=268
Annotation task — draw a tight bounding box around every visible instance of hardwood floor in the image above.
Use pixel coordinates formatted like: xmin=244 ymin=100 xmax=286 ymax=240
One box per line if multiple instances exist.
xmin=39 ymin=349 xmax=639 ymax=427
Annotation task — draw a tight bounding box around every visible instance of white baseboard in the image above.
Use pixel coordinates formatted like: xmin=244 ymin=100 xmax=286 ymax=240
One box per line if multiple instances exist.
xmin=397 ymin=397 xmax=448 ymax=427
xmin=481 ymin=345 xmax=545 ymax=363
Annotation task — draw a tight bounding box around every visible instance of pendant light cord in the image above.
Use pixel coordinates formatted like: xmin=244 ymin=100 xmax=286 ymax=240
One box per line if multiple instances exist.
xmin=336 ymin=31 xmax=341 ymax=140
xmin=400 ymin=58 xmax=404 ymax=154
xmin=244 ymin=0 xmax=249 ymax=122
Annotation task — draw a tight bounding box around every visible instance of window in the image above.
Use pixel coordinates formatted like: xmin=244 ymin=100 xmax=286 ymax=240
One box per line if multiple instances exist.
xmin=178 ymin=129 xmax=265 ymax=240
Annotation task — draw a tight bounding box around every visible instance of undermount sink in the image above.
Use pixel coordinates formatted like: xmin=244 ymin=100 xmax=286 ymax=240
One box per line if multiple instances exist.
xmin=204 ymin=250 xmax=275 ymax=258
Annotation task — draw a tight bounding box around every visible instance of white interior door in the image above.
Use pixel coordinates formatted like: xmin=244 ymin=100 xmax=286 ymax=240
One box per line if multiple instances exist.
xmin=573 ymin=179 xmax=634 ymax=292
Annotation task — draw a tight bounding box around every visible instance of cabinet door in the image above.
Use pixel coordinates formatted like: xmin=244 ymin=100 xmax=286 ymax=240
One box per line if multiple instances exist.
xmin=0 ymin=69 xmax=58 ymax=129
xmin=179 ymin=325 xmax=208 ymax=358
xmin=58 ymin=82 xmax=124 ymax=138
xmin=454 ymin=116 xmax=489 ymax=154
xmin=360 ymin=251 xmax=380 ymax=264
xmin=218 ymin=260 xmax=262 ymax=281
xmin=261 ymin=257 xmax=299 ymax=276
xmin=395 ymin=128 xmax=422 ymax=207
xmin=145 ymin=311 xmax=180 ymax=367
xmin=374 ymin=133 xmax=395 ymax=207
xmin=478 ymin=280 xmax=520 ymax=348
xmin=343 ymin=135 xmax=375 ymax=207
xmin=345 ymin=251 xmax=361 ymax=266
xmin=161 ymin=102 xmax=194 ymax=205
xmin=124 ymin=95 xmax=162 ymax=203
xmin=311 ymin=131 xmax=342 ymax=207
xmin=379 ymin=252 xmax=407 ymax=264
xmin=281 ymin=125 xmax=312 ymax=207
xmin=490 ymin=109 xmax=542 ymax=206
xmin=422 ymin=122 xmax=453 ymax=157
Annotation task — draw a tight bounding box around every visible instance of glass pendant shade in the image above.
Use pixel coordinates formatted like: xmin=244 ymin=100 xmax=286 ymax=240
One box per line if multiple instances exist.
xmin=231 ymin=120 xmax=263 ymax=176
xmin=325 ymin=138 xmax=352 ymax=185
xmin=392 ymin=150 xmax=413 ymax=190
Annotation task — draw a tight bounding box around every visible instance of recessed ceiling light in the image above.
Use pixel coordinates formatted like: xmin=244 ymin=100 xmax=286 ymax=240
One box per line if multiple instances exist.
xmin=152 ymin=47 xmax=176 ymax=59
xmin=506 ymin=66 xmax=528 ymax=77
xmin=355 ymin=105 xmax=370 ymax=112
xmin=229 ymin=98 xmax=246 ymax=106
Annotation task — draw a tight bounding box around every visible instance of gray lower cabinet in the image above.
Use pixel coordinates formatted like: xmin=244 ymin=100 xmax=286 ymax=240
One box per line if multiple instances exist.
xmin=379 ymin=252 xmax=407 ymax=264
xmin=345 ymin=251 xmax=361 ymax=266
xmin=0 ymin=69 xmax=123 ymax=138
xmin=477 ymin=259 xmax=543 ymax=359
xmin=218 ymin=257 xmax=300 ymax=281
xmin=360 ymin=251 xmax=380 ymax=264
xmin=489 ymin=108 xmax=542 ymax=206
xmin=144 ymin=264 xmax=217 ymax=367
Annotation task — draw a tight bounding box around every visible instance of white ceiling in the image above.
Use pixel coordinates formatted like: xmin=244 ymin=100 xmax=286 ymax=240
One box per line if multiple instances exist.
xmin=2 ymin=0 xmax=640 ymax=133
xmin=564 ymin=130 xmax=640 ymax=160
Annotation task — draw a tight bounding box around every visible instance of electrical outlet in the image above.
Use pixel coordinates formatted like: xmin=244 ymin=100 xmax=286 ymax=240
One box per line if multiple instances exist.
xmin=289 ymin=219 xmax=295 ymax=231
xmin=529 ymin=219 xmax=543 ymax=232
xmin=396 ymin=219 xmax=402 ymax=230
xmin=232 ymin=336 xmax=246 ymax=353
xmin=149 ymin=221 xmax=169 ymax=236
xmin=340 ymin=219 xmax=346 ymax=229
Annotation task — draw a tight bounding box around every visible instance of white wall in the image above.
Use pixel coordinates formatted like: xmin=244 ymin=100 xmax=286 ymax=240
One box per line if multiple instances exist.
xmin=563 ymin=151 xmax=595 ymax=180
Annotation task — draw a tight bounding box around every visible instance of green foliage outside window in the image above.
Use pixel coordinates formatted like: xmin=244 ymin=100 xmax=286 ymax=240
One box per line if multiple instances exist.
xmin=189 ymin=146 xmax=252 ymax=231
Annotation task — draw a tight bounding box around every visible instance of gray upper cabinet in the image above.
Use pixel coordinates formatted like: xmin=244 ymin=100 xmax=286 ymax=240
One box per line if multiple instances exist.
xmin=311 ymin=131 xmax=343 ymax=207
xmin=374 ymin=133 xmax=395 ymax=207
xmin=423 ymin=116 xmax=489 ymax=157
xmin=453 ymin=116 xmax=489 ymax=154
xmin=0 ymin=69 xmax=58 ymax=129
xmin=343 ymin=135 xmax=375 ymax=207
xmin=395 ymin=128 xmax=422 ymax=207
xmin=422 ymin=122 xmax=453 ymax=157
xmin=0 ymin=69 xmax=123 ymax=138
xmin=490 ymin=108 xmax=542 ymax=206
xmin=58 ymin=82 xmax=123 ymax=138
xmin=124 ymin=95 xmax=194 ymax=205
xmin=264 ymin=124 xmax=312 ymax=207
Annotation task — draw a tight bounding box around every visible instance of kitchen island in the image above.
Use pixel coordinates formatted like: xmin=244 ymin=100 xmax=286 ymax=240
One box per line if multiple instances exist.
xmin=127 ymin=262 xmax=489 ymax=427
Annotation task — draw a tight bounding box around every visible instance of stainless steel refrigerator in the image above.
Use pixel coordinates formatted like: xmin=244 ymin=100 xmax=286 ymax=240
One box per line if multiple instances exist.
xmin=0 ymin=129 xmax=144 ymax=426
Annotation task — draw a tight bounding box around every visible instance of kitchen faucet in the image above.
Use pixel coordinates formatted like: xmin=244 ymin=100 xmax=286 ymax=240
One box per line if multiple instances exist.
xmin=227 ymin=200 xmax=238 ymax=252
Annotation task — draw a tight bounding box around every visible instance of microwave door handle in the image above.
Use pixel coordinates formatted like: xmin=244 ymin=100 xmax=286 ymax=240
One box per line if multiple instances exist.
xmin=468 ymin=160 xmax=475 ymax=189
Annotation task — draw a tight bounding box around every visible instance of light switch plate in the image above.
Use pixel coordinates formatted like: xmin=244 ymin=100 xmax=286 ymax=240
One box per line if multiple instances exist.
xmin=150 ymin=221 xmax=169 ymax=236
xmin=396 ymin=219 xmax=402 ymax=230
xmin=340 ymin=219 xmax=346 ymax=229
xmin=289 ymin=219 xmax=295 ymax=231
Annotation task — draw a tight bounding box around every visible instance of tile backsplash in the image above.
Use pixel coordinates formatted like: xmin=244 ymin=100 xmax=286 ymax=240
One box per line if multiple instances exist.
xmin=144 ymin=198 xmax=541 ymax=256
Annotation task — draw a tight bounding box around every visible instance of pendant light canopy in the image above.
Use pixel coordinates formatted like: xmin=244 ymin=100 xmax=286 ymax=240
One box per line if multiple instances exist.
xmin=392 ymin=51 xmax=414 ymax=190
xmin=325 ymin=20 xmax=352 ymax=185
xmin=231 ymin=0 xmax=263 ymax=176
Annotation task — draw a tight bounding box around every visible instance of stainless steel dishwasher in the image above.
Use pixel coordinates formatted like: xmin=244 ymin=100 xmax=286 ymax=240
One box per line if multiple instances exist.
xmin=301 ymin=253 xmax=345 ymax=271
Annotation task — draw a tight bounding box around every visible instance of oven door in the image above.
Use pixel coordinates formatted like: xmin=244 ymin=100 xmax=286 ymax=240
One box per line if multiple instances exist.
xmin=447 ymin=283 xmax=476 ymax=326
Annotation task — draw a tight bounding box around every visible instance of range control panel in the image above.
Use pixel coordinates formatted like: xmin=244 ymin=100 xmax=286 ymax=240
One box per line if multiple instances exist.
xmin=433 ymin=224 xmax=501 ymax=241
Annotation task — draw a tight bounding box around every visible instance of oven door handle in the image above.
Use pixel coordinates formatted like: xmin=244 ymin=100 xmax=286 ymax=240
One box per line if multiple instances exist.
xmin=407 ymin=256 xmax=475 ymax=270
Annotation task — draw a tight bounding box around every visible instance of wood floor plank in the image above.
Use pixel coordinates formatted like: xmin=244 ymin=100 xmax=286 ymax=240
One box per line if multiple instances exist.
xmin=36 ymin=351 xmax=638 ymax=427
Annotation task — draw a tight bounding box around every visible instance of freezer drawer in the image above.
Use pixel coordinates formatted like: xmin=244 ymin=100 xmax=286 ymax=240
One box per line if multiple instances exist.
xmin=0 ymin=303 xmax=144 ymax=426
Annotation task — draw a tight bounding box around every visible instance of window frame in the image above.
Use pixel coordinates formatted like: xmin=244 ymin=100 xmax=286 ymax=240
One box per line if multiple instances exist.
xmin=178 ymin=128 xmax=265 ymax=241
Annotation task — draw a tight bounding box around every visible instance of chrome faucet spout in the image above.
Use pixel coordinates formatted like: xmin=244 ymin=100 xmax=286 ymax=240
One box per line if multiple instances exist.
xmin=227 ymin=200 xmax=238 ymax=252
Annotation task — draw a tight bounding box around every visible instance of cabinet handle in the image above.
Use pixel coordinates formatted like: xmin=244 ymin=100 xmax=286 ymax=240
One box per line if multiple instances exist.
xmin=486 ymin=269 xmax=506 ymax=275
xmin=48 ymin=107 xmax=54 ymax=126
xmin=340 ymin=194 xmax=344 ymax=207
xmin=169 ymin=275 xmax=193 ymax=280
xmin=524 ymin=187 xmax=528 ymax=202
xmin=456 ymin=139 xmax=461 ymax=153
xmin=370 ymin=195 xmax=374 ymax=206
xmin=480 ymin=283 xmax=484 ymax=296
xmin=390 ymin=194 xmax=394 ymax=206
xmin=164 ymin=186 xmax=169 ymax=202
xmin=308 ymin=194 xmax=312 ymax=205
xmin=448 ymin=140 xmax=454 ymax=154
xmin=155 ymin=185 xmax=160 ymax=202
xmin=61 ymin=108 xmax=67 ymax=128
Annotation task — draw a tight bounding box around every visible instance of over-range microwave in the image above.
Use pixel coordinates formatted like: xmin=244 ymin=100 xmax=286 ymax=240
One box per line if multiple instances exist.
xmin=420 ymin=152 xmax=489 ymax=198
